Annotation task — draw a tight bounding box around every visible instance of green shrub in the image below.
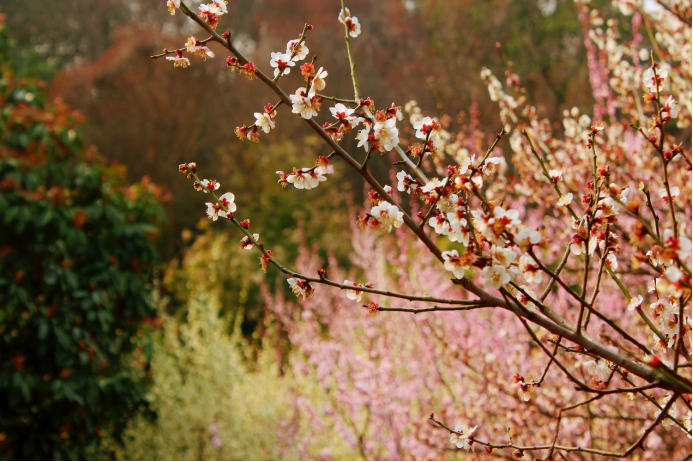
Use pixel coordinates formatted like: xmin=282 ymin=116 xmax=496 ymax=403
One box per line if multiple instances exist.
xmin=99 ymin=292 xmax=290 ymax=460
xmin=0 ymin=19 xmax=167 ymax=459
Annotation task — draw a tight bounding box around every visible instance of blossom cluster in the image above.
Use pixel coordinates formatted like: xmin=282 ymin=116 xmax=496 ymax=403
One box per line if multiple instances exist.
xmin=162 ymin=0 xmax=692 ymax=457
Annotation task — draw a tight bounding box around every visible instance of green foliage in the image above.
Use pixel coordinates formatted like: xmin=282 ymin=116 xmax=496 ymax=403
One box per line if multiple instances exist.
xmin=0 ymin=19 xmax=166 ymax=459
xmin=97 ymin=288 xmax=362 ymax=461
xmin=97 ymin=292 xmax=289 ymax=460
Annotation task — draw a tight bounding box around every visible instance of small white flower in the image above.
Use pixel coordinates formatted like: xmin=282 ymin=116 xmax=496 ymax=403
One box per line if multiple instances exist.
xmin=330 ymin=103 xmax=359 ymax=128
xmin=493 ymin=206 xmax=521 ymax=226
xmin=450 ymin=425 xmax=477 ymax=451
xmin=270 ymin=51 xmax=295 ymax=77
xmin=314 ymin=157 xmax=334 ymax=175
xmin=166 ymin=55 xmax=190 ymax=68
xmin=355 ymin=126 xmax=370 ymax=151
xmin=643 ymin=67 xmax=668 ymax=93
xmin=596 ymin=197 xmax=620 ymax=217
xmin=215 ymin=0 xmax=228 ymax=14
xmin=516 ymin=285 xmax=538 ymax=312
xmin=287 ymin=278 xmax=313 ymax=300
xmin=442 ymin=250 xmax=470 ymax=279
xmin=661 ymin=229 xmax=691 ymax=263
xmin=491 ymin=245 xmax=517 ymax=268
xmin=205 ymin=192 xmax=236 ymax=221
xmin=518 ymin=255 xmax=542 ymax=284
xmin=200 ymin=179 xmax=220 ymax=193
xmin=167 ymin=0 xmax=181 ymax=15
xmin=557 ymin=193 xmax=573 ymax=207
xmin=657 ymin=395 xmax=678 ymax=427
xmin=482 ymin=157 xmax=502 ymax=177
xmin=396 ymin=170 xmax=418 ymax=193
xmin=421 ymin=178 xmax=447 ymax=194
xmin=373 ymin=117 xmax=399 ymax=151
xmin=429 ymin=214 xmax=450 ymax=235
xmin=343 ymin=280 xmax=363 ymax=302
xmin=628 ymin=295 xmax=643 ymax=311
xmin=413 ymin=116 xmax=436 ymax=140
xmin=447 ymin=214 xmax=470 ymax=246
xmin=286 ymin=39 xmax=309 ymax=61
xmin=583 ymin=358 xmax=611 ymax=380
xmin=287 ymin=169 xmax=326 ymax=190
xmin=605 ymin=253 xmax=618 ymax=271
xmin=240 ymin=234 xmax=259 ymax=250
xmin=254 ymin=112 xmax=275 ymax=133
xmin=290 ymin=87 xmax=320 ymax=119
xmin=185 ymin=36 xmax=215 ymax=59
xmin=311 ymin=67 xmax=328 ymax=92
xmin=370 ymin=202 xmax=404 ymax=232
xmin=482 ymin=265 xmax=511 ymax=289
xmin=515 ymin=228 xmax=541 ymax=251
xmin=548 ymin=169 xmax=562 ymax=182
xmin=662 ymin=96 xmax=679 ymax=119
xmin=659 ymin=186 xmax=680 ymax=203
xmin=338 ymin=7 xmax=361 ymax=38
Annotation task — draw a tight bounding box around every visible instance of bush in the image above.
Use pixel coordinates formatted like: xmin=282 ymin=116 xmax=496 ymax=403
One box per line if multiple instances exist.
xmin=100 ymin=291 xmax=295 ymax=460
xmin=0 ymin=19 xmax=167 ymax=459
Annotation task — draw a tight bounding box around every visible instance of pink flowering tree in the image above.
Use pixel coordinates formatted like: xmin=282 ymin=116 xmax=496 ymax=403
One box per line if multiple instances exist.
xmin=155 ymin=0 xmax=691 ymax=458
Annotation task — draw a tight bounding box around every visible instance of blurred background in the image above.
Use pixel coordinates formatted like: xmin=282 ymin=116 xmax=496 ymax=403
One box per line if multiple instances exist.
xmin=1 ymin=0 xmax=650 ymax=459
xmin=2 ymin=0 xmax=592 ymax=259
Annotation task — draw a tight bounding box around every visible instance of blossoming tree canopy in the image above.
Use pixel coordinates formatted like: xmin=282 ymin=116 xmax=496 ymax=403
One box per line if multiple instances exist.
xmin=154 ymin=0 xmax=691 ymax=458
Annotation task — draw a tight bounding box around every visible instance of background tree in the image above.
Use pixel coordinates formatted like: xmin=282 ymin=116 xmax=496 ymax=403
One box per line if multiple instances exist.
xmin=0 ymin=18 xmax=167 ymax=459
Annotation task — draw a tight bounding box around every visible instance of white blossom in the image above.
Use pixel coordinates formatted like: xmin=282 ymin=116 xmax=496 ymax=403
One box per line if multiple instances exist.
xmin=490 ymin=245 xmax=517 ymax=268
xmin=516 ymin=285 xmax=538 ymax=312
xmin=373 ymin=117 xmax=399 ymax=151
xmin=355 ymin=126 xmax=370 ymax=151
xmin=548 ymin=169 xmax=563 ymax=182
xmin=286 ymin=39 xmax=309 ymax=61
xmin=290 ymin=87 xmax=320 ymax=119
xmin=370 ymin=202 xmax=404 ymax=232
xmin=311 ymin=67 xmax=328 ymax=92
xmin=583 ymin=358 xmax=611 ymax=381
xmin=166 ymin=55 xmax=190 ymax=68
xmin=270 ymin=51 xmax=295 ymax=77
xmin=482 ymin=265 xmax=511 ymax=289
xmin=167 ymin=0 xmax=181 ymax=15
xmin=643 ymin=67 xmax=668 ymax=92
xmin=515 ymin=228 xmax=541 ymax=251
xmin=287 ymin=169 xmax=327 ymax=190
xmin=287 ymin=278 xmax=313 ymax=300
xmin=338 ymin=7 xmax=361 ymax=38
xmin=659 ymin=186 xmax=680 ymax=203
xmin=657 ymin=395 xmax=678 ymax=427
xmin=254 ymin=112 xmax=275 ymax=133
xmin=205 ymin=192 xmax=236 ymax=221
xmin=627 ymin=295 xmax=643 ymax=311
xmin=330 ymin=103 xmax=360 ymax=128
xmin=343 ymin=280 xmax=363 ymax=302
xmin=450 ymin=425 xmax=477 ymax=451
xmin=518 ymin=255 xmax=542 ymax=284
xmin=557 ymin=193 xmax=573 ymax=207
